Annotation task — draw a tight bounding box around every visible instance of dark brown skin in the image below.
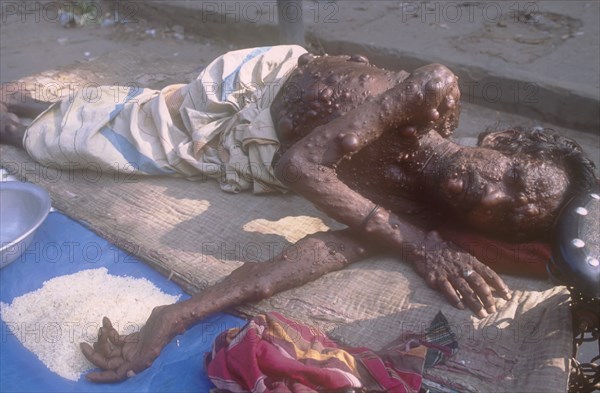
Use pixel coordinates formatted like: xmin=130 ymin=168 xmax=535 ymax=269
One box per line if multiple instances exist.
xmin=1 ymin=54 xmax=570 ymax=383
xmin=270 ymin=56 xmax=515 ymax=310
xmin=420 ymin=138 xmax=569 ymax=240
xmin=0 ymin=90 xmax=50 ymax=146
xmin=79 ymin=229 xmax=375 ymax=382
xmin=0 ymin=112 xmax=28 ymax=147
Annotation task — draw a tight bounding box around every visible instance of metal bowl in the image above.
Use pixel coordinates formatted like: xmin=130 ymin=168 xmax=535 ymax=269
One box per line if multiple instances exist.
xmin=0 ymin=182 xmax=51 ymax=268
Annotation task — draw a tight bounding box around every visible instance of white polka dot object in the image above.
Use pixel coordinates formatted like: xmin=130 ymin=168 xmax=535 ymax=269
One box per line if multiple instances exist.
xmin=550 ymin=185 xmax=600 ymax=298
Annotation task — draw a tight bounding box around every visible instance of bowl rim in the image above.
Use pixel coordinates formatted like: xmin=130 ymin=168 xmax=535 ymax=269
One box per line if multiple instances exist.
xmin=0 ymin=181 xmax=52 ymax=252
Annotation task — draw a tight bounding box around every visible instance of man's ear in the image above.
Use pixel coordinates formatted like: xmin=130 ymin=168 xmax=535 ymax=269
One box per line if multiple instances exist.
xmin=477 ymin=129 xmax=519 ymax=149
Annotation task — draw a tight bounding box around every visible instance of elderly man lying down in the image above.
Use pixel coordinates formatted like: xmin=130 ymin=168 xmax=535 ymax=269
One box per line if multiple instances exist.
xmin=1 ymin=45 xmax=597 ymax=383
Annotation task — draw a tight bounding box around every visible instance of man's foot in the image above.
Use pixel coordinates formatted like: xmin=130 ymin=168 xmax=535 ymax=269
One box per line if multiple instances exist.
xmin=0 ymin=112 xmax=26 ymax=148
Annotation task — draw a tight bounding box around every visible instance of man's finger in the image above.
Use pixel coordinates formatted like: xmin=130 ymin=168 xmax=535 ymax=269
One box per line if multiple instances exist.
xmin=93 ymin=326 xmax=122 ymax=358
xmin=85 ymin=367 xmax=129 ymax=383
xmin=81 ymin=343 xmax=109 ymax=369
xmin=452 ymin=277 xmax=487 ymax=318
xmin=80 ymin=343 xmax=123 ymax=371
xmin=102 ymin=317 xmax=127 ymax=346
xmin=87 ymin=362 xmax=137 ymax=383
xmin=92 ymin=340 xmax=117 ymax=358
xmin=479 ymin=265 xmax=511 ymax=301
xmin=94 ymin=329 xmax=111 ymax=356
xmin=438 ymin=279 xmax=465 ymax=310
xmin=465 ymin=273 xmax=496 ymax=313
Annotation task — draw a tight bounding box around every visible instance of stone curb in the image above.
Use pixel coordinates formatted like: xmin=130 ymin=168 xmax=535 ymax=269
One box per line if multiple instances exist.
xmin=131 ymin=1 xmax=599 ymax=132
xmin=313 ymin=38 xmax=599 ymax=132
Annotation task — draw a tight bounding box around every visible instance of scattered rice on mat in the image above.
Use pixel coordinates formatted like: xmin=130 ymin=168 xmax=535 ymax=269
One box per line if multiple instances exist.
xmin=0 ymin=268 xmax=180 ymax=381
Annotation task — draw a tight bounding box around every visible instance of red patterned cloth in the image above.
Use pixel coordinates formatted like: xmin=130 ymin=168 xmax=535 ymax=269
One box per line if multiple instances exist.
xmin=437 ymin=224 xmax=550 ymax=278
xmin=205 ymin=312 xmax=457 ymax=393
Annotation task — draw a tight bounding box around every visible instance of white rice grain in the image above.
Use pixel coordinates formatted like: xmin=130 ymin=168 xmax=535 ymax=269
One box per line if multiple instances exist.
xmin=0 ymin=268 xmax=180 ymax=381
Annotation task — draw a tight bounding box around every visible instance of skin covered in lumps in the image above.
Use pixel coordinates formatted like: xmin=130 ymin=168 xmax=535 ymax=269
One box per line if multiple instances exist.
xmin=0 ymin=53 xmax=581 ymax=383
xmin=77 ymin=56 xmax=514 ymax=383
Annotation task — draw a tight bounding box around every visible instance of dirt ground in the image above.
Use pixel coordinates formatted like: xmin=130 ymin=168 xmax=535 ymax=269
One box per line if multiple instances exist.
xmin=0 ymin=4 xmax=235 ymax=84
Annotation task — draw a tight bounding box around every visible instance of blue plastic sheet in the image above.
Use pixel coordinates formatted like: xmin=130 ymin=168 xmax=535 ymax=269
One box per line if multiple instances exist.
xmin=1 ymin=211 xmax=246 ymax=392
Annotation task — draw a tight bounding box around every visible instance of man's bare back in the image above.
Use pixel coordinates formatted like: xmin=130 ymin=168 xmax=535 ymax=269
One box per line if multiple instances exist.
xmin=267 ymin=53 xmax=460 ymax=223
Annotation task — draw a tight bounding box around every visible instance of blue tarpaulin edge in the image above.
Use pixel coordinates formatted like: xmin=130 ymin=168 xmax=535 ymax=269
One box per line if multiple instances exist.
xmin=1 ymin=211 xmax=245 ymax=392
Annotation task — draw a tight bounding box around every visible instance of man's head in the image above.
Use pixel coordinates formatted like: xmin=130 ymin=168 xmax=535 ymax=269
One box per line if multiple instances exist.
xmin=431 ymin=127 xmax=597 ymax=240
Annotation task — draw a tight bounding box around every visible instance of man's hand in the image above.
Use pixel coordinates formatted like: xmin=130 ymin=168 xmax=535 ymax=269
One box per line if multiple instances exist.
xmin=410 ymin=231 xmax=511 ymax=318
xmin=80 ymin=304 xmax=183 ymax=383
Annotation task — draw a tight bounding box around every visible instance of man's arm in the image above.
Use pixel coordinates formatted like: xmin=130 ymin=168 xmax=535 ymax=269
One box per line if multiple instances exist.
xmin=275 ymin=64 xmax=454 ymax=244
xmin=81 ymin=229 xmax=373 ymax=383
xmin=274 ymin=64 xmax=509 ymax=315
xmin=81 ymin=227 xmax=507 ymax=384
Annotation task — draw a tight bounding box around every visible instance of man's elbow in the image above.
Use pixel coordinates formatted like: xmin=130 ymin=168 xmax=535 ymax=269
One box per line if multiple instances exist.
xmin=274 ymin=149 xmax=311 ymax=190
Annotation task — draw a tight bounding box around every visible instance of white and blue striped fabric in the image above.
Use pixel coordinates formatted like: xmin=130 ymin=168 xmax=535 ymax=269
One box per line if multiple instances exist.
xmin=24 ymin=45 xmax=307 ymax=193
